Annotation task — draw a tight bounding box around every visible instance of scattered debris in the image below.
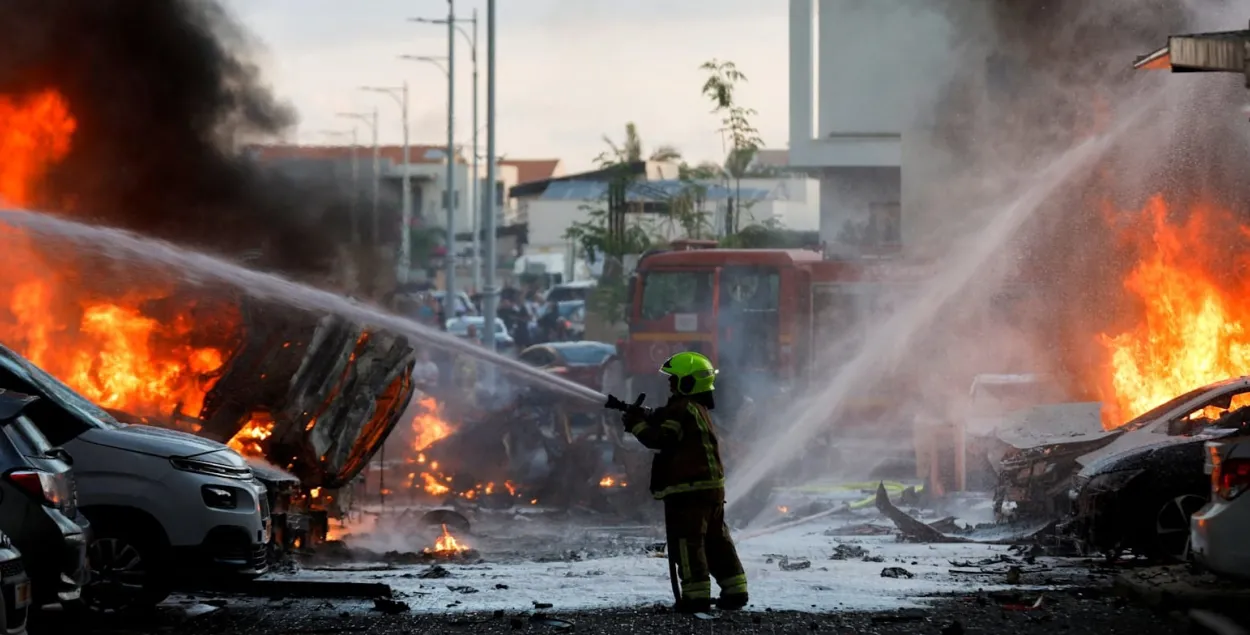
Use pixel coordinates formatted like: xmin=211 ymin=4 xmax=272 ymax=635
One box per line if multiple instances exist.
xmin=183 ymin=579 xmax=393 ymax=599
xmin=418 ymin=565 xmax=452 ymax=579
xmin=823 ymin=523 xmax=893 ymax=537
xmin=874 ymin=483 xmax=968 ymax=543
xmin=1006 ymin=565 xmax=1023 ymax=584
xmin=533 ymin=601 xmax=554 ymax=609
xmin=862 ymin=554 xmax=885 ymax=563
xmin=448 ymin=585 xmax=479 ymax=594
xmin=830 ymin=544 xmax=870 ymax=560
xmin=371 ymin=597 xmax=410 ymax=614
xmin=881 ymin=567 xmax=915 ymax=579
xmin=779 ymin=557 xmax=812 ymax=571
xmin=531 ymin=615 xmax=575 ymax=630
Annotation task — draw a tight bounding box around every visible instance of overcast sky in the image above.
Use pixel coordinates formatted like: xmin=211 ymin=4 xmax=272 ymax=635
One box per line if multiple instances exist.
xmin=224 ymin=0 xmax=788 ymax=172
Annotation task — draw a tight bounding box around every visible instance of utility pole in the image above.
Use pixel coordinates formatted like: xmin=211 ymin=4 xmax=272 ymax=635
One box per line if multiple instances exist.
xmin=361 ymin=84 xmax=412 ymax=283
xmin=482 ymin=0 xmax=498 ymax=357
xmin=336 ymin=110 xmax=380 ymax=245
xmin=445 ymin=0 xmax=457 ymax=312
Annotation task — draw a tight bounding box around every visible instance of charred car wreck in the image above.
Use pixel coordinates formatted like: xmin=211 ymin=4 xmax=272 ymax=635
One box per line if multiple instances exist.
xmin=119 ymin=294 xmax=416 ymax=548
xmin=993 ymin=377 xmax=1250 ymax=559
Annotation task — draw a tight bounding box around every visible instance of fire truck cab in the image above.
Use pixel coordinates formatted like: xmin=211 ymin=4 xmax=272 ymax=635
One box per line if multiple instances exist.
xmin=618 ymin=248 xmax=922 ymax=422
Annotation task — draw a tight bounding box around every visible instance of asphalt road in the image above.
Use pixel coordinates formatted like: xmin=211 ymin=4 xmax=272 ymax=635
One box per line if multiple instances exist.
xmin=40 ymin=586 xmax=1189 ymax=635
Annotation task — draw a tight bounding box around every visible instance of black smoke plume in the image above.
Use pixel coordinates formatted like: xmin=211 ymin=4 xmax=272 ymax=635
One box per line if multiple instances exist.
xmin=0 ymin=0 xmax=357 ymax=278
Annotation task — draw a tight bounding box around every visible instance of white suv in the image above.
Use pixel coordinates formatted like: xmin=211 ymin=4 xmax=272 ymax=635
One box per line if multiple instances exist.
xmin=0 ymin=345 xmax=269 ymax=612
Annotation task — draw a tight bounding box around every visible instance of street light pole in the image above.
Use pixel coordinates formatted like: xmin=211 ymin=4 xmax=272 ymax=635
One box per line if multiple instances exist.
xmin=444 ymin=0 xmax=458 ymax=312
xmin=482 ymin=0 xmax=498 ymax=356
xmin=411 ymin=10 xmax=480 ymax=294
xmin=362 ymin=84 xmax=412 ymax=284
xmin=337 ymin=110 xmax=380 ymax=245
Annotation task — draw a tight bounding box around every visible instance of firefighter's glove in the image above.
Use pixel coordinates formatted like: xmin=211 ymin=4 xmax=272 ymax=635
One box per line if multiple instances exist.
xmin=621 ymin=410 xmax=645 ymax=429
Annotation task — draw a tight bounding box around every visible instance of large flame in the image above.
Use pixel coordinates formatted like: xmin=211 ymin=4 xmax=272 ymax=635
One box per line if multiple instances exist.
xmin=411 ymin=396 xmax=451 ymax=452
xmin=424 ymin=523 xmax=469 ymax=554
xmin=0 ymin=89 xmax=239 ymax=427
xmin=229 ymin=412 xmax=276 ymax=457
xmin=1098 ymin=195 xmax=1250 ymax=427
xmin=0 ymin=90 xmax=75 ymax=207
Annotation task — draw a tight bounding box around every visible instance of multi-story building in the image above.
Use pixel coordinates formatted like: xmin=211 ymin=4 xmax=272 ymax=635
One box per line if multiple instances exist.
xmin=788 ymin=0 xmax=953 ymax=254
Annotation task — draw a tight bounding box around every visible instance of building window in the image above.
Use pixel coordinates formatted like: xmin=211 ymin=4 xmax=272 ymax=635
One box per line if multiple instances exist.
xmin=441 ymin=190 xmax=461 ymax=209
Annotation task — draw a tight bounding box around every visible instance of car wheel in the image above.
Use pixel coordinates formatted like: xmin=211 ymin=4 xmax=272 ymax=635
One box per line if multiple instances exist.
xmin=81 ymin=524 xmax=170 ymax=613
xmin=1151 ymin=493 xmax=1207 ymax=561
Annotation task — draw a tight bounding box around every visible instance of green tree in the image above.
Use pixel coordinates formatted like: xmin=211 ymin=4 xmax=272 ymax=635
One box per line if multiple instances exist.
xmin=600 ymin=122 xmax=682 ymax=165
xmin=700 ymin=59 xmax=764 ymax=233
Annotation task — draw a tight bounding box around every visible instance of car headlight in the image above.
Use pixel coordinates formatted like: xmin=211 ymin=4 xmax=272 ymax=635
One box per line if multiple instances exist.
xmin=1085 ymin=469 xmax=1145 ymax=494
xmin=201 ymin=485 xmax=239 ymax=509
xmin=171 ymin=457 xmax=254 ymax=480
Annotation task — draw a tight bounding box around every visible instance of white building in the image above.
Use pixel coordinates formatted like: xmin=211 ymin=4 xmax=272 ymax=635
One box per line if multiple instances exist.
xmin=788 ymin=0 xmax=954 ymax=253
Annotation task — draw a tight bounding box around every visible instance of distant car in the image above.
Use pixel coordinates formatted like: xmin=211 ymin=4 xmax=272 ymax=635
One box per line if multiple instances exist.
xmin=544 ymin=281 xmax=596 ymax=304
xmin=517 ymin=342 xmax=617 ymax=393
xmin=537 ymin=301 xmax=586 ymax=341
xmin=0 ymin=390 xmax=86 ymax=610
xmin=445 ymin=316 xmax=515 ymax=354
xmin=0 ymin=530 xmax=29 ymax=634
xmin=1191 ymin=435 xmax=1250 ymax=577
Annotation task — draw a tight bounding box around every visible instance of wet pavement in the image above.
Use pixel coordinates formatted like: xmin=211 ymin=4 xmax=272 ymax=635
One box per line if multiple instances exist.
xmin=39 ymin=586 xmax=1186 ymax=635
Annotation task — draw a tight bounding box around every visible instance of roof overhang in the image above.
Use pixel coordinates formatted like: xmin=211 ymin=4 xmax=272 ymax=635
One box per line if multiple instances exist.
xmin=1135 ymin=29 xmax=1250 ymax=73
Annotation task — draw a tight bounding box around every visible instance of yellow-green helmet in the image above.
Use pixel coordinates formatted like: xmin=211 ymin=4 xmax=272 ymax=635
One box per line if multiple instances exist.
xmin=659 ymin=351 xmax=718 ymax=395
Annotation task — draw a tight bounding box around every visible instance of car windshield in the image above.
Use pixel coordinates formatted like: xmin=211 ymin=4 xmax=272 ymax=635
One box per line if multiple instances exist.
xmin=0 ymin=348 xmax=121 ymax=429
xmin=556 ymin=301 xmax=584 ymax=318
xmin=556 ymin=344 xmax=614 ymax=366
xmin=1118 ymin=383 xmax=1224 ymax=431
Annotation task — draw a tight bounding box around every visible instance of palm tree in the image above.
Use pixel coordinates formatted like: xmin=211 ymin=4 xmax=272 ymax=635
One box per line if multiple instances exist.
xmin=600 ymin=122 xmax=682 ymax=165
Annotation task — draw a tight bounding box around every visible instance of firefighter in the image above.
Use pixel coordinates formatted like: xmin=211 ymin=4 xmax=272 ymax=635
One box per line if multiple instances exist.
xmin=621 ymin=351 xmax=748 ymax=613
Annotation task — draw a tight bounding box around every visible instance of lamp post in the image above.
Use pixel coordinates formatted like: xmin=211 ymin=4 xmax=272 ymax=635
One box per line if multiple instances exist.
xmin=399 ymin=51 xmax=457 ymax=309
xmin=337 ymin=109 xmax=380 ymax=244
xmin=482 ymin=0 xmax=498 ymax=355
xmin=412 ymin=9 xmax=479 ymax=293
xmin=318 ymin=129 xmax=361 ymax=244
xmin=361 ymin=84 xmax=412 ymax=284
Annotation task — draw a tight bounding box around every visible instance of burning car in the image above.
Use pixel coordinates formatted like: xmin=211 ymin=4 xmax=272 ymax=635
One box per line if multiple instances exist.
xmin=997 ymin=377 xmax=1250 ymax=559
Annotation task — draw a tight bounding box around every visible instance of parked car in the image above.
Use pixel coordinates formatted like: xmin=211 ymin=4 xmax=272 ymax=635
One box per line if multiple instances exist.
xmin=544 ymin=280 xmax=596 ymax=304
xmin=0 ymin=344 xmax=269 ymax=612
xmin=1001 ymin=377 xmax=1250 ymax=560
xmin=0 ymin=530 xmax=30 ymax=635
xmin=517 ymin=342 xmax=616 ymax=393
xmin=1191 ymin=435 xmax=1250 ymax=577
xmin=446 ymin=317 xmax=515 ymax=354
xmin=0 ymin=390 xmax=86 ymax=610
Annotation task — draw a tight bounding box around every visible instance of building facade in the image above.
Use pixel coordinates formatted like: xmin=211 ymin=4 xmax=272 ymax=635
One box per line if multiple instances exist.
xmin=789 ymin=0 xmax=953 ymax=254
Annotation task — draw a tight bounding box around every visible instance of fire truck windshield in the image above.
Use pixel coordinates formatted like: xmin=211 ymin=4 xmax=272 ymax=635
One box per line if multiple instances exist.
xmin=639 ymin=270 xmax=714 ymax=320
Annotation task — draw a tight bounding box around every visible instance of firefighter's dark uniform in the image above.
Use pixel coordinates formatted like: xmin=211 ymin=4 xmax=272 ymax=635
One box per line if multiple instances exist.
xmin=626 ymin=394 xmax=748 ymax=610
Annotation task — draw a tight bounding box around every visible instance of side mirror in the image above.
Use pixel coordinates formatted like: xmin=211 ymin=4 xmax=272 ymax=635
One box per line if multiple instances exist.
xmin=47 ymin=447 xmax=73 ymax=466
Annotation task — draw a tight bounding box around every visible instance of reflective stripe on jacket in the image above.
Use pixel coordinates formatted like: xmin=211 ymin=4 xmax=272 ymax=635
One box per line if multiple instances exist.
xmin=627 ymin=395 xmax=725 ymax=500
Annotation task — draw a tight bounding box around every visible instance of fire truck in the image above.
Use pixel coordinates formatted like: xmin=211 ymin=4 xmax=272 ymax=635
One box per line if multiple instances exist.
xmin=610 ymin=245 xmax=928 ymax=428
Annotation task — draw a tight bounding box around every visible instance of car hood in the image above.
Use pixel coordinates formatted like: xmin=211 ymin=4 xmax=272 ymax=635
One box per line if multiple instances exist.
xmin=995 ymin=402 xmax=1117 ymax=450
xmin=1075 ymin=426 xmax=1241 ymax=476
xmin=78 ymin=424 xmax=241 ymax=461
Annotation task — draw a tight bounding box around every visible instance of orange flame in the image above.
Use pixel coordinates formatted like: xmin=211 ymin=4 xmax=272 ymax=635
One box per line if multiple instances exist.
xmin=424 ymin=523 xmax=469 ymax=554
xmin=411 ymin=397 xmax=452 ymax=452
xmin=1099 ymin=195 xmax=1250 ymax=427
xmin=0 ymin=89 xmax=239 ymax=427
xmin=229 ymin=412 xmax=275 ymax=457
xmin=0 ymin=90 xmax=75 ymax=207
xmin=598 ymin=475 xmax=627 ymax=488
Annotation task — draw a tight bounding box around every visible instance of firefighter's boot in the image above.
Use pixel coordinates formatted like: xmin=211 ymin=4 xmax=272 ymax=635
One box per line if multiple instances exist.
xmin=716 ymin=592 xmax=748 ymax=611
xmin=675 ymin=597 xmax=713 ymax=614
